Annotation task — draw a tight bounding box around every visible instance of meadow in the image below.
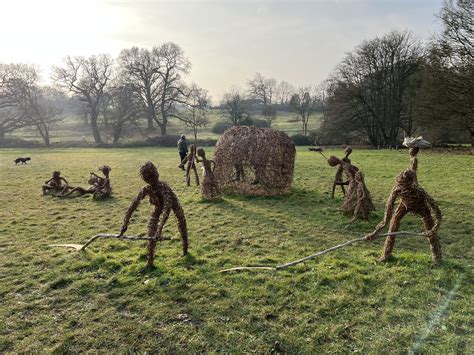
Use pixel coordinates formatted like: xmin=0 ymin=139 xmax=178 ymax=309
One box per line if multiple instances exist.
xmin=0 ymin=147 xmax=472 ymax=352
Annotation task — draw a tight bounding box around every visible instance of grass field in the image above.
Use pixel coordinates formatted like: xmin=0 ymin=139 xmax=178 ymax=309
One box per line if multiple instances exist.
xmin=0 ymin=147 xmax=472 ymax=352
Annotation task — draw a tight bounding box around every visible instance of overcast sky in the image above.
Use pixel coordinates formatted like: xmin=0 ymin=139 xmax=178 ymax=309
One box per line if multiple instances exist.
xmin=1 ymin=0 xmax=443 ymax=100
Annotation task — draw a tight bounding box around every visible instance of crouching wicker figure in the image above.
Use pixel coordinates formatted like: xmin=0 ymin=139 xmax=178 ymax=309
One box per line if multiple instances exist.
xmin=365 ymin=148 xmax=442 ymax=263
xmin=196 ymin=148 xmax=220 ymax=199
xmin=118 ymin=161 xmax=188 ymax=268
xmin=327 ymin=155 xmax=375 ymax=221
xmin=42 ymin=171 xmax=71 ymax=195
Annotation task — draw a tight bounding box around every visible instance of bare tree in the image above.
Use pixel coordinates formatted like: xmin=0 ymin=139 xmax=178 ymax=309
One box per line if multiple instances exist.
xmin=101 ymin=83 xmax=141 ymax=144
xmin=118 ymin=46 xmax=161 ymax=131
xmin=23 ymin=86 xmax=64 ymax=147
xmin=329 ymin=31 xmax=423 ymax=146
xmin=220 ymin=86 xmax=250 ymax=126
xmin=119 ymin=43 xmax=191 ymax=135
xmin=180 ymin=84 xmax=210 ymax=140
xmin=276 ymin=80 xmax=294 ymax=105
xmin=52 ymin=55 xmax=113 ymax=144
xmin=289 ymin=86 xmax=321 ymax=136
xmin=0 ymin=63 xmax=35 ymax=138
xmin=155 ymin=42 xmax=191 ymax=135
xmin=247 ymin=72 xmax=277 ymax=105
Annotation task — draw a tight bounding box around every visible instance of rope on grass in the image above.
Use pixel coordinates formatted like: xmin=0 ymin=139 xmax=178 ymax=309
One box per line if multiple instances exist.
xmin=49 ymin=233 xmax=168 ymax=251
xmin=218 ymin=231 xmax=425 ymax=273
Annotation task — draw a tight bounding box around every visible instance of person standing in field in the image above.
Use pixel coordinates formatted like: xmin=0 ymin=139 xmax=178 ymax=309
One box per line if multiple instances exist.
xmin=177 ymin=134 xmax=188 ymax=170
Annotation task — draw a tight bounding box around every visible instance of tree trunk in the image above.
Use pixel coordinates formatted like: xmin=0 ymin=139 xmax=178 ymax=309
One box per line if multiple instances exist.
xmin=146 ymin=114 xmax=154 ymax=131
xmin=90 ymin=110 xmax=103 ymax=144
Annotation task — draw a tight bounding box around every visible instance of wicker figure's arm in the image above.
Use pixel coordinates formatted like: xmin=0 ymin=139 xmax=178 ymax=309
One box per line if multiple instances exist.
xmin=119 ymin=187 xmax=148 ymax=235
xmin=365 ymin=187 xmax=399 ymax=240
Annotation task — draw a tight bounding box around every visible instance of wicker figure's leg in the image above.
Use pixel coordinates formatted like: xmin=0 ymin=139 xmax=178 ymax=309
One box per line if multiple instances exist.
xmin=421 ymin=209 xmax=442 ymax=263
xmin=146 ymin=206 xmax=161 ymax=268
xmin=380 ymin=204 xmax=408 ymax=262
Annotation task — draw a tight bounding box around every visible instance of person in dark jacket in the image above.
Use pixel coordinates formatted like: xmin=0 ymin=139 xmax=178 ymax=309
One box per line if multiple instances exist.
xmin=177 ymin=134 xmax=188 ymax=170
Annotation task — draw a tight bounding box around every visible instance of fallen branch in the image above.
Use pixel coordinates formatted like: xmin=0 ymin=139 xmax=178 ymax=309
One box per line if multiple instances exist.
xmin=219 ymin=231 xmax=425 ymax=273
xmin=49 ymin=233 xmax=168 ymax=251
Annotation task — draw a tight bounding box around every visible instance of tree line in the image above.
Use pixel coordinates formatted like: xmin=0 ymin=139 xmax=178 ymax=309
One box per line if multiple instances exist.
xmin=1 ymin=43 xmax=211 ymax=145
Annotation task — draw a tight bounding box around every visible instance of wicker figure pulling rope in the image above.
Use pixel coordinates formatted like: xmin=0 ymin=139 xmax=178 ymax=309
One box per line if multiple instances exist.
xmin=118 ymin=161 xmax=188 ymax=268
xmin=365 ymin=140 xmax=442 ymax=263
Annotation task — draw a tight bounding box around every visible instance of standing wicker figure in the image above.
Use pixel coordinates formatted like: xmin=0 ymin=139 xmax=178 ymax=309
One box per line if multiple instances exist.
xmin=332 ymin=146 xmax=353 ymax=198
xmin=365 ymin=148 xmax=442 ymax=263
xmin=185 ymin=144 xmax=200 ymax=187
xmin=42 ymin=171 xmax=71 ymax=195
xmin=196 ymin=148 xmax=220 ymax=199
xmin=118 ymin=161 xmax=188 ymax=268
xmin=57 ymin=165 xmax=112 ymax=199
xmin=328 ymin=156 xmax=375 ymax=221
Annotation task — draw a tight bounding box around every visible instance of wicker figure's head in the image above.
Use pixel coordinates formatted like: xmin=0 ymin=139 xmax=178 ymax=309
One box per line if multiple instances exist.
xmin=140 ymin=161 xmax=159 ymax=186
xmin=327 ymin=156 xmax=341 ymax=167
xmin=53 ymin=171 xmax=60 ymax=178
xmin=99 ymin=165 xmax=111 ymax=177
xmin=197 ymin=148 xmax=205 ymax=158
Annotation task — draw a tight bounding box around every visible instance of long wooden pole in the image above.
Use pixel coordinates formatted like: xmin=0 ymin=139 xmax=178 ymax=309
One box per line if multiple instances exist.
xmin=219 ymin=231 xmax=425 ymax=273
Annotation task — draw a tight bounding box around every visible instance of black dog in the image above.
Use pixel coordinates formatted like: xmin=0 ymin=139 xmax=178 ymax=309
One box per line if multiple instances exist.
xmin=14 ymin=157 xmax=31 ymax=165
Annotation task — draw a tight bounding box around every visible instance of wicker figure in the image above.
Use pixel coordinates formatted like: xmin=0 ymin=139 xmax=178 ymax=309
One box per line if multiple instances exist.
xmin=118 ymin=161 xmax=188 ymax=268
xmin=327 ymin=156 xmax=375 ymax=221
xmin=332 ymin=146 xmax=353 ymax=198
xmin=57 ymin=165 xmax=112 ymax=199
xmin=196 ymin=148 xmax=220 ymax=199
xmin=365 ymin=148 xmax=442 ymax=263
xmin=185 ymin=144 xmax=200 ymax=187
xmin=42 ymin=171 xmax=70 ymax=195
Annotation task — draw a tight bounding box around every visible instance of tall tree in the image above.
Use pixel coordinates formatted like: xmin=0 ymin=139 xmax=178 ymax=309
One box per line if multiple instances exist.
xmin=289 ymin=86 xmax=321 ymax=136
xmin=118 ymin=47 xmax=161 ymax=131
xmin=101 ymin=83 xmax=141 ymax=144
xmin=119 ymin=43 xmax=191 ymax=135
xmin=247 ymin=72 xmax=277 ymax=105
xmin=180 ymin=84 xmax=209 ymax=140
xmin=220 ymin=86 xmax=250 ymax=126
xmin=155 ymin=42 xmax=191 ymax=135
xmin=0 ymin=64 xmax=34 ymax=138
xmin=52 ymin=55 xmax=113 ymax=144
xmin=328 ymin=30 xmax=423 ymax=147
xmin=416 ymin=0 xmax=474 ymax=145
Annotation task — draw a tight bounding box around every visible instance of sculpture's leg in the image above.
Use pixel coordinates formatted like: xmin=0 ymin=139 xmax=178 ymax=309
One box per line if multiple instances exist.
xmin=146 ymin=206 xmax=162 ymax=268
xmin=380 ymin=204 xmax=408 ymax=262
xmin=173 ymin=204 xmax=188 ymax=256
xmin=193 ymin=165 xmax=200 ymax=186
xmin=421 ymin=207 xmax=442 ymax=263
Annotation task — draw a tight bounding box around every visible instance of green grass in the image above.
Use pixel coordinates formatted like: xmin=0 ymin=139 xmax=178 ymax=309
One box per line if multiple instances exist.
xmin=0 ymin=147 xmax=472 ymax=352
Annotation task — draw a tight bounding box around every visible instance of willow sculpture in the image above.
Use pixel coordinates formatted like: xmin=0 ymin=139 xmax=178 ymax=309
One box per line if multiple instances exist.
xmin=185 ymin=144 xmax=200 ymax=187
xmin=365 ymin=145 xmax=442 ymax=263
xmin=196 ymin=148 xmax=220 ymax=199
xmin=118 ymin=161 xmax=188 ymax=268
xmin=327 ymin=155 xmax=375 ymax=221
xmin=57 ymin=165 xmax=112 ymax=199
xmin=42 ymin=171 xmax=71 ymax=195
xmin=213 ymin=126 xmax=296 ymax=196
